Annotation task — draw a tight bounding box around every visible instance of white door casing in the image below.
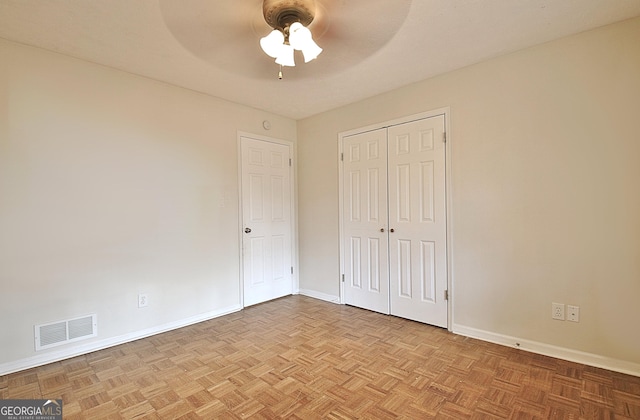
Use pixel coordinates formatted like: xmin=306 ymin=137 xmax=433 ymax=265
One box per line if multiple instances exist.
xmin=240 ymin=136 xmax=293 ymax=307
xmin=339 ymin=112 xmax=449 ymax=328
xmin=342 ymin=128 xmax=390 ymax=314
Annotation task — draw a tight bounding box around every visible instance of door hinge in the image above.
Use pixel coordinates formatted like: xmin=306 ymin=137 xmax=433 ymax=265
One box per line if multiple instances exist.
xmin=291 ymin=266 xmax=294 ymax=274
xmin=444 ymin=290 xmax=449 ymax=300
xmin=341 ymin=274 xmax=345 ymax=283
xmin=289 ymin=158 xmax=292 ymax=167
xmin=340 ymin=152 xmax=344 ymax=161
xmin=443 ymin=132 xmax=447 ymax=143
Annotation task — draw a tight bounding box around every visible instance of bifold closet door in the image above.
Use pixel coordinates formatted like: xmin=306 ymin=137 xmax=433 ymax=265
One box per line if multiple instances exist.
xmin=342 ymin=128 xmax=390 ymax=314
xmin=387 ymin=116 xmax=447 ymax=327
xmin=341 ymin=114 xmax=448 ymax=328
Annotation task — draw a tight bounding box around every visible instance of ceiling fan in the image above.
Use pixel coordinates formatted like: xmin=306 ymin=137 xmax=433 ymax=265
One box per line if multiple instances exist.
xmin=159 ymin=0 xmax=412 ymax=80
xmin=259 ymin=0 xmax=325 ymax=77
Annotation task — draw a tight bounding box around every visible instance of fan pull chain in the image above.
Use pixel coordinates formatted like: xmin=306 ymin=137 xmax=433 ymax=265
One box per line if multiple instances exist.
xmin=278 ymin=65 xmax=283 ymax=80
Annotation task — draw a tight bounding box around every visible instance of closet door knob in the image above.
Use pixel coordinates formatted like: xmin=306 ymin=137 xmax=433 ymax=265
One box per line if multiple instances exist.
xmin=380 ymin=228 xmax=385 ymax=232
xmin=390 ymin=228 xmax=395 ymax=233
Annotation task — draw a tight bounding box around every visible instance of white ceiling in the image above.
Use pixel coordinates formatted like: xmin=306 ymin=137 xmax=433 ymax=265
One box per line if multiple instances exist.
xmin=1 ymin=0 xmax=639 ymax=120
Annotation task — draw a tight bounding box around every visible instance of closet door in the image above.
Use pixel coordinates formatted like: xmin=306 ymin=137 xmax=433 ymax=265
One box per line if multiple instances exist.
xmin=342 ymin=128 xmax=390 ymax=314
xmin=387 ymin=115 xmax=448 ymax=327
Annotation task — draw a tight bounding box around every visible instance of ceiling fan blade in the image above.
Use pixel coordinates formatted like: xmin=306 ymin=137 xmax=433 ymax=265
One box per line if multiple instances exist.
xmin=310 ymin=0 xmax=412 ymax=68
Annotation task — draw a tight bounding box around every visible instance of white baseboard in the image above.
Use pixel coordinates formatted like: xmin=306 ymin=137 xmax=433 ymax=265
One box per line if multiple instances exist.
xmin=8 ymin=303 xmax=636 ymax=378
xmin=453 ymin=323 xmax=640 ymax=377
xmin=297 ymin=289 xmax=341 ymax=304
xmin=0 ymin=304 xmax=242 ymax=376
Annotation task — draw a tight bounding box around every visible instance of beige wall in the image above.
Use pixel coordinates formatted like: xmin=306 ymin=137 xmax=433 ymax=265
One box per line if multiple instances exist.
xmin=0 ymin=39 xmax=296 ymax=368
xmin=297 ymin=17 xmax=640 ymax=367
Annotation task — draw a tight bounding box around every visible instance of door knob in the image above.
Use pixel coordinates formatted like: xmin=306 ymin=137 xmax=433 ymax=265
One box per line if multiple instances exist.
xmin=380 ymin=228 xmax=385 ymax=232
xmin=244 ymin=227 xmax=252 ymax=233
xmin=390 ymin=228 xmax=395 ymax=233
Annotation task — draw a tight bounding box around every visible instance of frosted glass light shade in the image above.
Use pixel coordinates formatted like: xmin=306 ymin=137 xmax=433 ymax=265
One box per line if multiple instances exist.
xmin=260 ymin=29 xmax=285 ymax=58
xmin=288 ymin=22 xmax=309 ymax=50
xmin=301 ymin=39 xmax=322 ymax=62
xmin=275 ymin=43 xmax=295 ymax=67
xmin=288 ymin=22 xmax=322 ymax=62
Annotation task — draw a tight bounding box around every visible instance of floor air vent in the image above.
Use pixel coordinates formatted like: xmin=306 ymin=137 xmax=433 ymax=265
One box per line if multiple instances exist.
xmin=35 ymin=314 xmax=97 ymax=351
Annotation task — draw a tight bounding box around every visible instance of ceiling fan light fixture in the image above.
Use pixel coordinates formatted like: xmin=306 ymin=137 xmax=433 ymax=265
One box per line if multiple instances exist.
xmin=260 ymin=0 xmax=322 ymax=73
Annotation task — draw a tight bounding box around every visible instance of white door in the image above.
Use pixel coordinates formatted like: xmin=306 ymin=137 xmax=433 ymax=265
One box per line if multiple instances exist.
xmin=241 ymin=136 xmax=293 ymax=307
xmin=342 ymin=128 xmax=390 ymax=314
xmin=388 ymin=116 xmax=447 ymax=327
xmin=340 ymin=114 xmax=448 ymax=328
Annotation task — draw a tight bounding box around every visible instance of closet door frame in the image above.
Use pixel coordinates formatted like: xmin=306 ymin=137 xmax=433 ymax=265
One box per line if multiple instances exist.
xmin=338 ymin=107 xmax=453 ymax=330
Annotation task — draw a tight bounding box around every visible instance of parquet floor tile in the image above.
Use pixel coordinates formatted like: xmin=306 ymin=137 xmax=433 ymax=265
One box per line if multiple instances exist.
xmin=2 ymin=295 xmax=639 ymax=419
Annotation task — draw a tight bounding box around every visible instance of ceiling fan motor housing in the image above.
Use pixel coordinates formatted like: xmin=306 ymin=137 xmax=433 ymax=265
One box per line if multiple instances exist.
xmin=263 ymin=0 xmax=316 ymax=31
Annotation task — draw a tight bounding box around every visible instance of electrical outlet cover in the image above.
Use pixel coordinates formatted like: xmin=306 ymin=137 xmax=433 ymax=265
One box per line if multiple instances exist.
xmin=552 ymin=302 xmax=565 ymax=320
xmin=567 ymin=305 xmax=580 ymax=322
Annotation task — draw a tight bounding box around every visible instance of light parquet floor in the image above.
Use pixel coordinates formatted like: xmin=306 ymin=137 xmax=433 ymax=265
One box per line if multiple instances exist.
xmin=1 ymin=295 xmax=639 ymax=419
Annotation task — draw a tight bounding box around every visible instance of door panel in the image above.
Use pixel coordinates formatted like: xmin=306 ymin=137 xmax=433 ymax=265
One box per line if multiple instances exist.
xmin=420 ymin=240 xmax=436 ymax=302
xmin=388 ymin=116 xmax=447 ymax=327
xmin=342 ymin=128 xmax=389 ymax=314
xmin=241 ymin=137 xmax=292 ymax=307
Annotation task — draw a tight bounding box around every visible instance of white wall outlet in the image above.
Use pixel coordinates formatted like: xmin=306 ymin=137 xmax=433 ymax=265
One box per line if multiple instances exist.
xmin=552 ymin=302 xmax=565 ymax=320
xmin=567 ymin=305 xmax=580 ymax=322
xmin=138 ymin=294 xmax=148 ymax=308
